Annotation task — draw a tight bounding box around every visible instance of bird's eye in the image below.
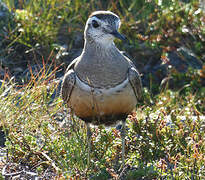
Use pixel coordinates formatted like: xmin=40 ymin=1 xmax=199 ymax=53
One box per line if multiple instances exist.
xmin=92 ymin=20 xmax=99 ymax=28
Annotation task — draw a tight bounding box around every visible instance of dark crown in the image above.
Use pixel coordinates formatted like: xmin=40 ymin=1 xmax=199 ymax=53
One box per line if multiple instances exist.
xmin=89 ymin=11 xmax=119 ymax=24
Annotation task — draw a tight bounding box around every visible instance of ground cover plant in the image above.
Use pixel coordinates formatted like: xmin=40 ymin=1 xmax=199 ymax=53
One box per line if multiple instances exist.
xmin=0 ymin=0 xmax=204 ymax=179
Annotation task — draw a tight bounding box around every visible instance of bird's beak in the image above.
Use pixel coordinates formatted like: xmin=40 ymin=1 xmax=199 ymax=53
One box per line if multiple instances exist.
xmin=110 ymin=30 xmax=126 ymax=41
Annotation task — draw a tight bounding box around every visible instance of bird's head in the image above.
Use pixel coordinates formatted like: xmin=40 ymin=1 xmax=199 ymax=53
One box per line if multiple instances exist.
xmin=84 ymin=11 xmax=126 ymax=45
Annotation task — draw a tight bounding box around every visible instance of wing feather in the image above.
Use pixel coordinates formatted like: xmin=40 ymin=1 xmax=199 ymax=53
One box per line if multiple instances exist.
xmin=61 ymin=59 xmax=78 ymax=104
xmin=61 ymin=70 xmax=76 ymax=104
xmin=128 ymin=66 xmax=143 ymax=101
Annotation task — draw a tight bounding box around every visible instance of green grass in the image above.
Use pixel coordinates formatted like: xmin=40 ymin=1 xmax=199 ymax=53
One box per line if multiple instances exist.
xmin=0 ymin=66 xmax=204 ymax=179
xmin=0 ymin=0 xmax=205 ymax=179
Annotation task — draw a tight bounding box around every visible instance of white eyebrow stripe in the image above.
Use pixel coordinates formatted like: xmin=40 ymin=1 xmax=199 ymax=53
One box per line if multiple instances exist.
xmin=87 ymin=16 xmax=107 ymax=26
xmin=87 ymin=16 xmax=101 ymax=24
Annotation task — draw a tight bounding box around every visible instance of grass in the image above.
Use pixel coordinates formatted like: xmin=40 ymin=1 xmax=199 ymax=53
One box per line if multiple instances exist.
xmin=0 ymin=0 xmax=205 ymax=179
xmin=0 ymin=67 xmax=204 ymax=179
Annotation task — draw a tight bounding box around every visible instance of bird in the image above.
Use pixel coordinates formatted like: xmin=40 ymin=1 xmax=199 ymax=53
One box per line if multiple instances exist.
xmin=61 ymin=10 xmax=142 ymax=168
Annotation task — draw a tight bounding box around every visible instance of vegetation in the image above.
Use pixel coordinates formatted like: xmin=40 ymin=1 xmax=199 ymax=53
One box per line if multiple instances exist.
xmin=0 ymin=0 xmax=204 ymax=179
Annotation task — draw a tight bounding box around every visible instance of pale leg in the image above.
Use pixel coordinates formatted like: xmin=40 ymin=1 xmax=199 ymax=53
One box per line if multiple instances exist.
xmin=86 ymin=123 xmax=92 ymax=167
xmin=121 ymin=120 xmax=126 ymax=168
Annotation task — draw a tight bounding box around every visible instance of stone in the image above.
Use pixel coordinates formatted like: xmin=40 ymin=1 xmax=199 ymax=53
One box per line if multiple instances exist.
xmin=0 ymin=1 xmax=14 ymax=40
xmin=166 ymin=47 xmax=203 ymax=73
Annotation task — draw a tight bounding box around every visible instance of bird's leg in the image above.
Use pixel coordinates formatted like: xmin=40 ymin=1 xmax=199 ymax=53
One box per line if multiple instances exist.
xmin=121 ymin=120 xmax=126 ymax=168
xmin=86 ymin=123 xmax=92 ymax=167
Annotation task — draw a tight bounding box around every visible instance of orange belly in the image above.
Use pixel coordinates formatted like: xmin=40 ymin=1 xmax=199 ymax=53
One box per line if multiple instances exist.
xmin=68 ymin=79 xmax=137 ymax=125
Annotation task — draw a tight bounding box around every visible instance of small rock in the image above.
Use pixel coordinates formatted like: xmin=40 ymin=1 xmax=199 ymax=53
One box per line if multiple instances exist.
xmin=13 ymin=67 xmax=24 ymax=74
xmin=166 ymin=47 xmax=203 ymax=73
xmin=0 ymin=1 xmax=16 ymax=44
xmin=0 ymin=127 xmax=6 ymax=147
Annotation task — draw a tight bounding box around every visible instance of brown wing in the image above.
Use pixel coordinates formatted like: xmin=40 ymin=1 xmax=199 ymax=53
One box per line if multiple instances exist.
xmin=61 ymin=59 xmax=78 ymax=104
xmin=61 ymin=70 xmax=76 ymax=104
xmin=128 ymin=66 xmax=143 ymax=101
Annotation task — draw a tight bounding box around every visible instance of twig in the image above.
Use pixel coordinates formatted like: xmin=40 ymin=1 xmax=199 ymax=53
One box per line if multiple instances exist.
xmin=39 ymin=152 xmax=60 ymax=172
xmin=2 ymin=164 xmax=22 ymax=177
xmin=2 ymin=163 xmax=38 ymax=177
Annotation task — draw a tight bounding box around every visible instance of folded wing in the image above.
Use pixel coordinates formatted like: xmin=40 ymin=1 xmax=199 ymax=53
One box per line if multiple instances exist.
xmin=61 ymin=60 xmax=77 ymax=104
xmin=128 ymin=66 xmax=143 ymax=101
